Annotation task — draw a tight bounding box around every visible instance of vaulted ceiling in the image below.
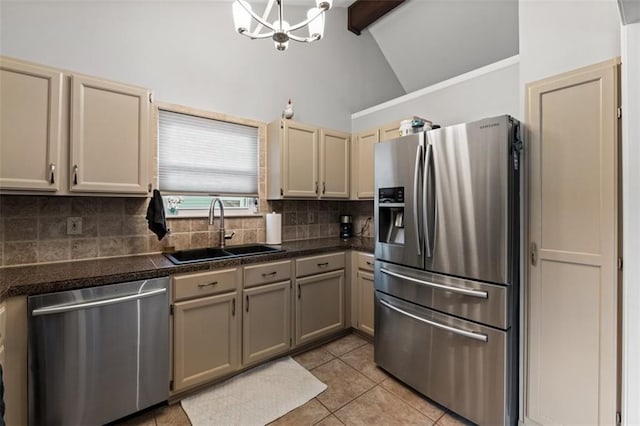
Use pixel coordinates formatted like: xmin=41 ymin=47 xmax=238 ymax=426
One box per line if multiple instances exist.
xmin=364 ymin=0 xmax=519 ymax=93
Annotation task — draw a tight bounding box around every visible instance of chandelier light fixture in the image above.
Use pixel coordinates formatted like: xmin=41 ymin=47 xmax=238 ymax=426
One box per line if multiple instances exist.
xmin=232 ymin=0 xmax=333 ymax=51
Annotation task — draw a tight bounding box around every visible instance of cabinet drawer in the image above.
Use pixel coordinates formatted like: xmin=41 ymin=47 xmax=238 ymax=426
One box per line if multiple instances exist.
xmin=0 ymin=302 xmax=5 ymax=346
xmin=296 ymin=252 xmax=345 ymax=277
xmin=356 ymin=252 xmax=375 ymax=272
xmin=173 ymin=268 xmax=238 ymax=302
xmin=244 ymin=260 xmax=292 ymax=288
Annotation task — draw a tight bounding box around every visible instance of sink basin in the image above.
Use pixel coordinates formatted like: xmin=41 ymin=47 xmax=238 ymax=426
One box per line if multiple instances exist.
xmin=223 ymin=244 xmax=283 ymax=256
xmin=164 ymin=244 xmax=284 ymax=265
xmin=164 ymin=247 xmax=233 ymax=264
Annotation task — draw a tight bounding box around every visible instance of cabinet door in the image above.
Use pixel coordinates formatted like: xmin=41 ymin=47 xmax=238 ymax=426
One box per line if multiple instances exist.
xmin=295 ymin=270 xmax=344 ymax=345
xmin=379 ymin=121 xmax=400 ymax=142
xmin=525 ymin=59 xmax=619 ymax=425
xmin=70 ymin=75 xmax=150 ymax=194
xmin=243 ymin=281 xmax=291 ymax=365
xmin=282 ymin=121 xmax=318 ymax=197
xmin=356 ymin=270 xmax=374 ymax=336
xmin=353 ymin=129 xmax=379 ymax=199
xmin=320 ymin=129 xmax=350 ymax=198
xmin=173 ymin=292 xmax=239 ymax=392
xmin=0 ymin=58 xmax=63 ymax=191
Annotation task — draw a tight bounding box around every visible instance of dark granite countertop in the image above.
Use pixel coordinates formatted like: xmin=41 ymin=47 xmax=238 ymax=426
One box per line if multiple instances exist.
xmin=0 ymin=237 xmax=374 ymax=299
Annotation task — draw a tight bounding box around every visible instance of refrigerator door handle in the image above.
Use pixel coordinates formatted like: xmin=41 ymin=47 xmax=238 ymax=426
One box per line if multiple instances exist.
xmin=413 ymin=144 xmax=423 ymax=256
xmin=379 ymin=298 xmax=488 ymax=342
xmin=423 ymin=143 xmax=433 ymax=257
xmin=380 ymin=267 xmax=489 ymax=299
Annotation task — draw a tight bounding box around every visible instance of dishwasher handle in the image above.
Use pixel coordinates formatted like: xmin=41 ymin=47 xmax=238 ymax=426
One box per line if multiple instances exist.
xmin=32 ymin=288 xmax=167 ymax=316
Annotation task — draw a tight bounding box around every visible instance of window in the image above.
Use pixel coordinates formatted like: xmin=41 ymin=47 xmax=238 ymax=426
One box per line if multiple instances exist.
xmin=158 ymin=107 xmax=261 ymax=217
xmin=165 ymin=195 xmax=258 ymax=218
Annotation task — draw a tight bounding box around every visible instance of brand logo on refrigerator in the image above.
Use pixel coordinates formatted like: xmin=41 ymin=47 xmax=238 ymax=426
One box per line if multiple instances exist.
xmin=480 ymin=123 xmax=500 ymax=129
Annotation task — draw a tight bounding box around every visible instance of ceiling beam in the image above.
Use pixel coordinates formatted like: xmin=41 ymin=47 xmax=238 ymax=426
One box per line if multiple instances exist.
xmin=347 ymin=0 xmax=406 ymax=35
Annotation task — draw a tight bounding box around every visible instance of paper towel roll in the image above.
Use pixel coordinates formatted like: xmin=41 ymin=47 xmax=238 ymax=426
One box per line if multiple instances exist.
xmin=265 ymin=212 xmax=282 ymax=244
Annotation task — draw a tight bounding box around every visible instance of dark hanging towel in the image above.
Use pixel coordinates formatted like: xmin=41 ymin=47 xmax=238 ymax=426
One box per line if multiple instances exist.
xmin=146 ymin=189 xmax=168 ymax=240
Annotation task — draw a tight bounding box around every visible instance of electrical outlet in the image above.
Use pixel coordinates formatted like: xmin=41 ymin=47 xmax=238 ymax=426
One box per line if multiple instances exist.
xmin=67 ymin=217 xmax=82 ymax=235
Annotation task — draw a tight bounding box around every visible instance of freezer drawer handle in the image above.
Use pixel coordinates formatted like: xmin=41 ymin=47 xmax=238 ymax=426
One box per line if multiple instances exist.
xmin=379 ymin=299 xmax=488 ymax=342
xmin=380 ymin=268 xmax=488 ymax=299
xmin=31 ymin=288 xmax=167 ymax=316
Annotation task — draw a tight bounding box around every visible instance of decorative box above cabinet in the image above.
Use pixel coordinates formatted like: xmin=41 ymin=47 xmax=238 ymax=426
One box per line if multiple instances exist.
xmin=0 ymin=56 xmax=153 ymax=196
xmin=267 ymin=119 xmax=350 ymax=199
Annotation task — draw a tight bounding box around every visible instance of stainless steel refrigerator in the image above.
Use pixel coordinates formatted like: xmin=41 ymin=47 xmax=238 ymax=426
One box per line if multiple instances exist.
xmin=374 ymin=115 xmax=522 ymax=426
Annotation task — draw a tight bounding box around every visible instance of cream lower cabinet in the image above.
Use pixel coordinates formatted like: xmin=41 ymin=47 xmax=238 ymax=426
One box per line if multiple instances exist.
xmin=172 ymin=269 xmax=240 ymax=393
xmin=243 ymin=281 xmax=291 ymax=365
xmin=242 ymin=260 xmax=293 ymax=366
xmin=295 ymin=252 xmax=346 ymax=345
xmin=354 ymin=252 xmax=375 ymax=336
xmin=267 ymin=119 xmax=349 ymax=199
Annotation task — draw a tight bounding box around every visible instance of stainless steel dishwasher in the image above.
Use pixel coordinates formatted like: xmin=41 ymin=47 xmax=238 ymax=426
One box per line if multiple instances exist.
xmin=28 ymin=277 xmax=169 ymax=425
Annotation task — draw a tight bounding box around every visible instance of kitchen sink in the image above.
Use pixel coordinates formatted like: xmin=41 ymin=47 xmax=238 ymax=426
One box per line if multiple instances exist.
xmin=164 ymin=247 xmax=233 ymax=264
xmin=164 ymin=244 xmax=283 ymax=265
xmin=223 ymin=244 xmax=282 ymax=256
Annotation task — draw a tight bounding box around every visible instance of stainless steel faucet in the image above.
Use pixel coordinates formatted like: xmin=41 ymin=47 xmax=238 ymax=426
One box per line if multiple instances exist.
xmin=208 ymin=198 xmax=235 ymax=248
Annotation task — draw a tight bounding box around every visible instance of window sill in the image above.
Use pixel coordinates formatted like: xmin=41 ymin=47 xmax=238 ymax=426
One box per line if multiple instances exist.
xmin=165 ymin=210 xmax=264 ymax=219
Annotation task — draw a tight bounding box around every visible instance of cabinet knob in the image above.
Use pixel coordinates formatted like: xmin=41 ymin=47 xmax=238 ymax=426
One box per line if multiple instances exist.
xmin=322 ymin=182 xmax=326 ymax=195
xmin=49 ymin=163 xmax=56 ymax=184
xmin=72 ymin=165 xmax=79 ymax=185
xmin=315 ymin=181 xmax=318 ymax=195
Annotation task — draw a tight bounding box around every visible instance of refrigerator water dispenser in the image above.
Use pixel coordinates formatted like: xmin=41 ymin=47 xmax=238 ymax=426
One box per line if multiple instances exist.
xmin=378 ymin=187 xmax=405 ymax=245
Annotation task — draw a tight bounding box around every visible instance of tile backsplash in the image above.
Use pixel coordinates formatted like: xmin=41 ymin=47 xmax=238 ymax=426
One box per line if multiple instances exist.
xmin=0 ymin=195 xmax=373 ymax=267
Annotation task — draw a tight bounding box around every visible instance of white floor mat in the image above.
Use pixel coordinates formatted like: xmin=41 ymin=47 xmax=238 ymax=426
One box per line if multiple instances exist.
xmin=180 ymin=356 xmax=327 ymax=426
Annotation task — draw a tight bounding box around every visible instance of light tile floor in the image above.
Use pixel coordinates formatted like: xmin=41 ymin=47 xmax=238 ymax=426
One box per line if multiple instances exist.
xmin=115 ymin=333 xmax=473 ymax=426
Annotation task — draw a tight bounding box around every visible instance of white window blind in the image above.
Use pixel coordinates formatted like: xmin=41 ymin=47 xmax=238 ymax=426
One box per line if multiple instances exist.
xmin=158 ymin=110 xmax=258 ymax=195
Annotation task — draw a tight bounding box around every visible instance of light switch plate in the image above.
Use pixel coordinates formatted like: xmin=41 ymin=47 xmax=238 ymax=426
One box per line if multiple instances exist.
xmin=67 ymin=217 xmax=82 ymax=235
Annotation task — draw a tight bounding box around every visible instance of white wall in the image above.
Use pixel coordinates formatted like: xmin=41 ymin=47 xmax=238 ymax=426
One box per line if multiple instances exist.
xmin=621 ymin=21 xmax=640 ymax=426
xmin=519 ymin=0 xmax=621 ymax=87
xmin=351 ymin=57 xmax=520 ymax=132
xmin=0 ymin=1 xmax=404 ymax=132
xmin=369 ymin=0 xmax=519 ymax=93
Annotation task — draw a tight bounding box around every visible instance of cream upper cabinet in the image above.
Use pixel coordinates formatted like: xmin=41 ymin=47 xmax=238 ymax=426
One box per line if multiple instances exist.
xmin=379 ymin=121 xmax=401 ymax=142
xmin=351 ymin=120 xmax=426 ymax=200
xmin=0 ymin=56 xmax=152 ymax=196
xmin=70 ymin=74 xmax=150 ymax=194
xmin=525 ymin=59 xmax=619 ymax=425
xmin=0 ymin=57 xmax=63 ymax=191
xmin=267 ymin=119 xmax=349 ymax=199
xmin=320 ymin=129 xmax=350 ymax=198
xmin=351 ymin=128 xmax=379 ymax=199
